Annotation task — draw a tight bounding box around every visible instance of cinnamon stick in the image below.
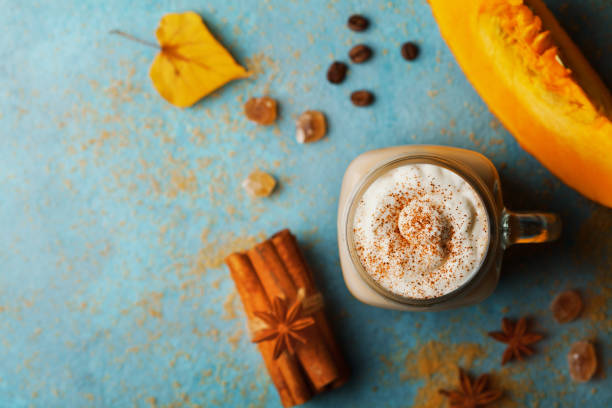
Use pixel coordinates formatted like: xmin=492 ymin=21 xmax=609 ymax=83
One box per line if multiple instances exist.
xmin=225 ymin=253 xmax=311 ymax=407
xmin=247 ymin=241 xmax=339 ymax=390
xmin=271 ymin=229 xmax=350 ymax=390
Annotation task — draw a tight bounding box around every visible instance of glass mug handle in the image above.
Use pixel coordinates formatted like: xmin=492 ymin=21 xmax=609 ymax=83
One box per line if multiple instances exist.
xmin=501 ymin=209 xmax=562 ymax=247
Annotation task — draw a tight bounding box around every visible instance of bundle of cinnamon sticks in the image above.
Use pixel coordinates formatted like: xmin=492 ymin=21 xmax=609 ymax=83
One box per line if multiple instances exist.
xmin=225 ymin=229 xmax=349 ymax=407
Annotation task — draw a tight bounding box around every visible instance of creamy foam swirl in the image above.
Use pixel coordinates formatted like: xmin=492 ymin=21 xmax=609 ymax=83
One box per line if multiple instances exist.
xmin=353 ymin=163 xmax=489 ymax=299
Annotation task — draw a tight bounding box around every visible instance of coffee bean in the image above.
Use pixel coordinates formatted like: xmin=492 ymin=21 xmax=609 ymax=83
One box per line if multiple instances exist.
xmin=350 ymin=90 xmax=374 ymax=107
xmin=326 ymin=61 xmax=348 ymax=84
xmin=347 ymin=14 xmax=369 ymax=32
xmin=401 ymin=42 xmax=419 ymax=61
xmin=348 ymin=44 xmax=373 ymax=64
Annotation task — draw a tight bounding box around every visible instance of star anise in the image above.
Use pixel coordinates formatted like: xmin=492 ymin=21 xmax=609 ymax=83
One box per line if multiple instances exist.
xmin=439 ymin=368 xmax=502 ymax=408
xmin=488 ymin=317 xmax=543 ymax=365
xmin=252 ymin=296 xmax=315 ymax=359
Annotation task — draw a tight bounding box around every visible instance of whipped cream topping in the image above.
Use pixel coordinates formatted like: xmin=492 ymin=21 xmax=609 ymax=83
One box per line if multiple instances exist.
xmin=353 ymin=163 xmax=489 ymax=299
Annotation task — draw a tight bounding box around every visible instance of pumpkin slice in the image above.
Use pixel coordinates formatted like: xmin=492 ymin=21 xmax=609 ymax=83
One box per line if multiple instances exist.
xmin=429 ymin=0 xmax=612 ymax=207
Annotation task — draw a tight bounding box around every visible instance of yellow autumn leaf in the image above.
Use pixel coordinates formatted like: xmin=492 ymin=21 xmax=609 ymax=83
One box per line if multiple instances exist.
xmin=149 ymin=11 xmax=249 ymax=108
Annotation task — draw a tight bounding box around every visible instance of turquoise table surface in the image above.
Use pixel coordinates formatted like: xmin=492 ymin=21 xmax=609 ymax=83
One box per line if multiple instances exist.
xmin=1 ymin=0 xmax=611 ymax=407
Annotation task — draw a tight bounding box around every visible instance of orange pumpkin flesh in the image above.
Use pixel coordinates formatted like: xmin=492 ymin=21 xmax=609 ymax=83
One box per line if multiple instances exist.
xmin=429 ymin=0 xmax=612 ymax=207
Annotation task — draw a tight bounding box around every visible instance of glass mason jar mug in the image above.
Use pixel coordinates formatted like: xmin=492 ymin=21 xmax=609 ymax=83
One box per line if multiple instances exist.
xmin=337 ymin=145 xmax=561 ymax=311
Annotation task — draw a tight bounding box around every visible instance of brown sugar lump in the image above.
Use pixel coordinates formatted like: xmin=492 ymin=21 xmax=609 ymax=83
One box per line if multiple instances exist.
xmin=244 ymin=97 xmax=278 ymax=125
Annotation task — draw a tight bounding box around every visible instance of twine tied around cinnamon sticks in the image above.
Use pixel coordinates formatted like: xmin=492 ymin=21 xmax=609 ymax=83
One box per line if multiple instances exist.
xmin=246 ymin=288 xmax=324 ymax=334
xmin=225 ymin=229 xmax=349 ymax=408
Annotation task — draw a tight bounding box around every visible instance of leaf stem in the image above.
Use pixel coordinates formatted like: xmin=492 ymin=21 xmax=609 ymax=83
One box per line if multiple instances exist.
xmin=109 ymin=29 xmax=159 ymax=49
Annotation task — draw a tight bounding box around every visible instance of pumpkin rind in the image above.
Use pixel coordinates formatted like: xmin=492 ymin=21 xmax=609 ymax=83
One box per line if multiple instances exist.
xmin=429 ymin=0 xmax=612 ymax=207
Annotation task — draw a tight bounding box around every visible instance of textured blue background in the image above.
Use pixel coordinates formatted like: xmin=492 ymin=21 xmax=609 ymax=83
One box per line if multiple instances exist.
xmin=1 ymin=0 xmax=610 ymax=407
